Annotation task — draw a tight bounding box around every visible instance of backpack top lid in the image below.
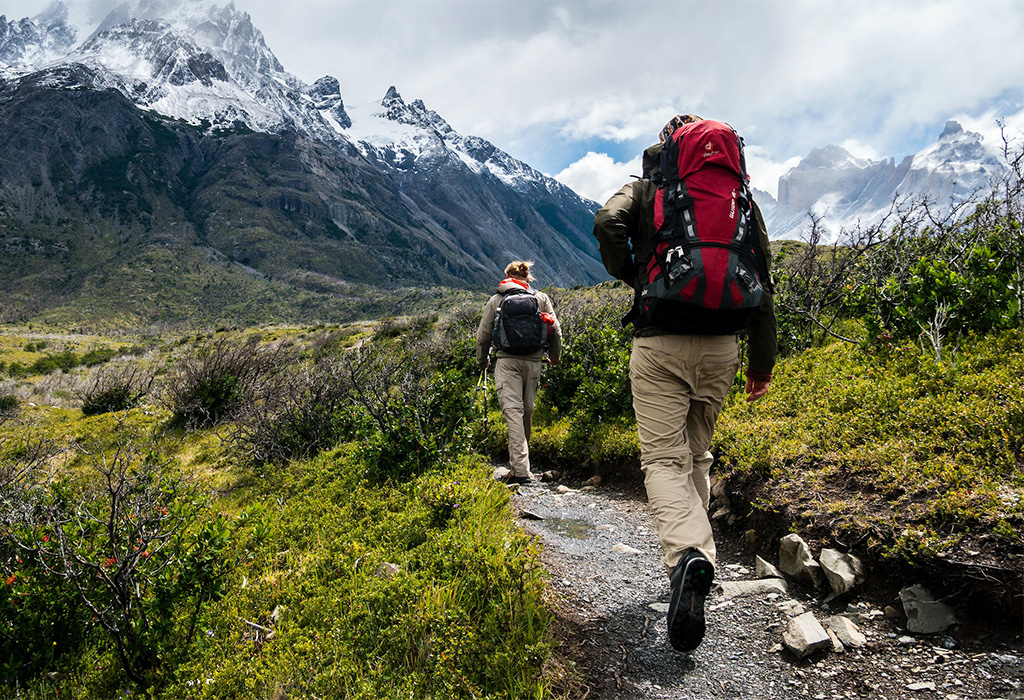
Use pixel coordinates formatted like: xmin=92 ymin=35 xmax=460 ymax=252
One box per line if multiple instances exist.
xmin=662 ymin=119 xmax=745 ymax=184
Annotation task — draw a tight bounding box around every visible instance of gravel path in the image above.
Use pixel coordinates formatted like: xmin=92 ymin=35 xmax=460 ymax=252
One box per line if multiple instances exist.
xmin=511 ymin=478 xmax=1024 ymax=700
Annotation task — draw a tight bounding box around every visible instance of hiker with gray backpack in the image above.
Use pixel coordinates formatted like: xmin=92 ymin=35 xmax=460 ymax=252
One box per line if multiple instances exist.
xmin=476 ymin=261 xmax=562 ymax=486
xmin=593 ymin=115 xmax=778 ymax=653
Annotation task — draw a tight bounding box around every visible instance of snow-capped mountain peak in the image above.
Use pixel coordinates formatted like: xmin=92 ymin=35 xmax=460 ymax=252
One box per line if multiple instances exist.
xmin=72 ymin=18 xmax=228 ymax=87
xmin=0 ymin=1 xmax=79 ymax=67
xmin=766 ymin=120 xmax=1006 ymax=242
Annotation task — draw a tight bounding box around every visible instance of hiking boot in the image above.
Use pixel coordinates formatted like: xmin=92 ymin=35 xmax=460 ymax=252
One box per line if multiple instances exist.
xmin=667 ymin=550 xmax=715 ymax=652
xmin=503 ymin=474 xmax=532 ymax=486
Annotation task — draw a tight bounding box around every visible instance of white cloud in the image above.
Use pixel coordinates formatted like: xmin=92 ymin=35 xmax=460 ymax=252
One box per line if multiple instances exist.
xmin=744 ymin=146 xmax=801 ymax=200
xmin=10 ymin=0 xmax=1024 ymax=182
xmin=552 ymin=152 xmax=641 ymax=205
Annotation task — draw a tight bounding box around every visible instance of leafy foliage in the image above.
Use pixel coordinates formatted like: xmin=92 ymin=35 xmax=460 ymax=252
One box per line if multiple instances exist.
xmin=0 ymin=421 xmax=266 ymax=689
xmin=165 ymin=452 xmax=551 ymax=700
xmin=714 ymin=330 xmax=1024 ymax=557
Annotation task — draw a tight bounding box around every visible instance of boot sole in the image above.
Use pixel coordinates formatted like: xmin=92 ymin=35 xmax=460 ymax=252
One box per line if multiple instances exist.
xmin=668 ymin=556 xmax=714 ymax=652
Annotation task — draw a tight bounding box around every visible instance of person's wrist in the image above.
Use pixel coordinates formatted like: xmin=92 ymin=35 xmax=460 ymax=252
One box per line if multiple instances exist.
xmin=745 ymin=369 xmax=772 ymax=383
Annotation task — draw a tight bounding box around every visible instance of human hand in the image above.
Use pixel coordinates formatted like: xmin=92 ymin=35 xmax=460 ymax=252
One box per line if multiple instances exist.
xmin=745 ymin=377 xmax=770 ymax=402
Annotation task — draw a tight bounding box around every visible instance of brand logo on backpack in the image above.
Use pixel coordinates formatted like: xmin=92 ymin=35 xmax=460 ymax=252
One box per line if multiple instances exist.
xmin=631 ymin=120 xmax=768 ymax=335
xmin=492 ymin=289 xmax=548 ymax=355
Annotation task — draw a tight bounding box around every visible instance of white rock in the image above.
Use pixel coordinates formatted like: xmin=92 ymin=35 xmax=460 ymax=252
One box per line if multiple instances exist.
xmin=755 ymin=555 xmax=785 ymax=579
xmin=718 ymin=578 xmax=788 ymax=599
xmin=782 ymin=612 xmax=832 ymax=658
xmin=611 ymin=543 xmax=642 ymax=555
xmin=777 ymin=599 xmax=807 ymax=617
xmin=826 ymin=615 xmax=867 ymax=648
xmin=779 ymin=534 xmax=825 ymax=588
xmin=376 ymin=562 xmax=402 ymax=578
xmin=826 ymin=627 xmax=845 ymax=653
xmin=819 ymin=548 xmax=866 ymax=595
xmin=907 ymin=681 xmax=937 ymax=691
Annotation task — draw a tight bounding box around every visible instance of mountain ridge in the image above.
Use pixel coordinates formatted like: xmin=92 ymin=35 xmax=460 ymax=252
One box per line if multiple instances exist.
xmin=0 ymin=0 xmax=604 ymax=327
xmin=763 ymin=120 xmax=1007 ymax=241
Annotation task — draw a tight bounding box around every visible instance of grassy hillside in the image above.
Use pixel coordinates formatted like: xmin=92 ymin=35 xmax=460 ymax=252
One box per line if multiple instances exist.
xmin=1 ymin=269 xmax=1022 ymax=696
xmin=0 ymin=321 xmax=562 ymax=698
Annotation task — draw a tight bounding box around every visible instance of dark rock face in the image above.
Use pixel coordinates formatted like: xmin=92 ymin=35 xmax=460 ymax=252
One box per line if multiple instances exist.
xmin=0 ymin=78 xmax=602 ymax=324
xmin=0 ymin=3 xmax=605 ymax=325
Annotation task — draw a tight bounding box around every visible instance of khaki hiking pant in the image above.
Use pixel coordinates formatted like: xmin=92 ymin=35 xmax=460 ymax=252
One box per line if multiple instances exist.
xmin=494 ymin=357 xmax=543 ymax=477
xmin=630 ymin=334 xmax=740 ymax=575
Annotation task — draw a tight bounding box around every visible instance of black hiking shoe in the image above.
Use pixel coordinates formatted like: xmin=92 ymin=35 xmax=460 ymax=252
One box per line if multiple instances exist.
xmin=503 ymin=474 xmax=532 ymax=486
xmin=667 ymin=550 xmax=715 ymax=652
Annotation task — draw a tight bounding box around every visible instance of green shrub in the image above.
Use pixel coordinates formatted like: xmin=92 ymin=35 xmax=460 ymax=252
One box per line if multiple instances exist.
xmin=0 ymin=394 xmax=17 ymax=417
xmin=81 ymin=347 xmax=120 ymax=367
xmin=80 ymin=365 xmax=155 ymax=416
xmin=163 ymin=337 xmax=282 ymax=428
xmin=714 ymin=328 xmax=1024 ymax=554
xmin=538 ymin=289 xmax=633 ymax=423
xmin=0 ymin=427 xmax=267 ymax=691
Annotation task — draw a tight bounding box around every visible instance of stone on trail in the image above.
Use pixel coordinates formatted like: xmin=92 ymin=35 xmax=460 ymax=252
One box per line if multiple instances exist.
xmin=520 ymin=510 xmax=544 ymax=521
xmin=819 ymin=548 xmax=867 ymax=595
xmin=782 ymin=612 xmax=832 ymax=658
xmin=907 ymin=681 xmax=937 ymax=692
xmin=776 ymin=599 xmax=806 ymax=617
xmin=755 ymin=555 xmax=785 ymax=580
xmin=826 ymin=627 xmax=845 ymax=653
xmin=610 ymin=542 xmax=642 ymax=555
xmin=779 ymin=534 xmax=826 ymax=588
xmin=826 ymin=615 xmax=867 ymax=648
xmin=718 ymin=578 xmax=788 ymax=600
xmin=900 ymin=584 xmax=958 ymax=634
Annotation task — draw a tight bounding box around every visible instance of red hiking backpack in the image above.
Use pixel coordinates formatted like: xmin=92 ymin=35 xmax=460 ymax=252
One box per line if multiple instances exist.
xmin=630 ymin=120 xmax=768 ymax=335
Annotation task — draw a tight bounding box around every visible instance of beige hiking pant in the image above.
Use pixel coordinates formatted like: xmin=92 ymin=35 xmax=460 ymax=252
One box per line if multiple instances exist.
xmin=494 ymin=357 xmax=543 ymax=477
xmin=629 ymin=334 xmax=740 ymax=574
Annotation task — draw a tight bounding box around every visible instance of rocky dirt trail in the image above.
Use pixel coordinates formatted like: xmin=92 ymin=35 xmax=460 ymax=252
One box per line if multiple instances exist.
xmin=509 ymin=477 xmax=1024 ymax=700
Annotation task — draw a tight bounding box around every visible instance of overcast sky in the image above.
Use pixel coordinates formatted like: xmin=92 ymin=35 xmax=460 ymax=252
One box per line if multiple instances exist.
xmin=16 ymin=0 xmax=1024 ymax=203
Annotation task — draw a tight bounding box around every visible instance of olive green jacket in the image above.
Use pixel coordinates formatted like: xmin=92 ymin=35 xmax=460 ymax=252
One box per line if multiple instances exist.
xmin=476 ymin=279 xmax=562 ymax=369
xmin=592 ymin=143 xmax=778 ymax=379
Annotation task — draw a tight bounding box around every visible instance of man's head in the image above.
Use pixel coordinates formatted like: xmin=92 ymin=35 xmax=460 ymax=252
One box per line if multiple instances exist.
xmin=505 ymin=260 xmax=535 ymax=282
xmin=659 ymin=114 xmax=704 ymax=143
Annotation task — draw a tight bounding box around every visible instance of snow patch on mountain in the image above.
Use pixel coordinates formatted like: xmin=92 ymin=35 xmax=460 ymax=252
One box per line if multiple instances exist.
xmin=765 ymin=120 xmax=1007 ymax=242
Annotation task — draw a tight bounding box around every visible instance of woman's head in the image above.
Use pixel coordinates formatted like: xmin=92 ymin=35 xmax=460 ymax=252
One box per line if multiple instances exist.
xmin=504 ymin=260 xmax=535 ymax=282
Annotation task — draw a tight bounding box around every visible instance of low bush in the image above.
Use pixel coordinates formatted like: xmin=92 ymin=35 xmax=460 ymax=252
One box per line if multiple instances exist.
xmin=232 ymin=355 xmax=369 ymax=465
xmin=0 ymin=394 xmax=17 ymax=418
xmin=163 ymin=336 xmax=282 ymax=428
xmin=78 ymin=363 xmax=155 ymax=416
xmin=0 ymin=425 xmax=268 ymax=691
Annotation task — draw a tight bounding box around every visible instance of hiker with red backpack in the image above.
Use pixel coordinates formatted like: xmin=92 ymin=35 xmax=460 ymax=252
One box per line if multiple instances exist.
xmin=476 ymin=261 xmax=562 ymax=486
xmin=593 ymin=115 xmax=777 ymax=653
